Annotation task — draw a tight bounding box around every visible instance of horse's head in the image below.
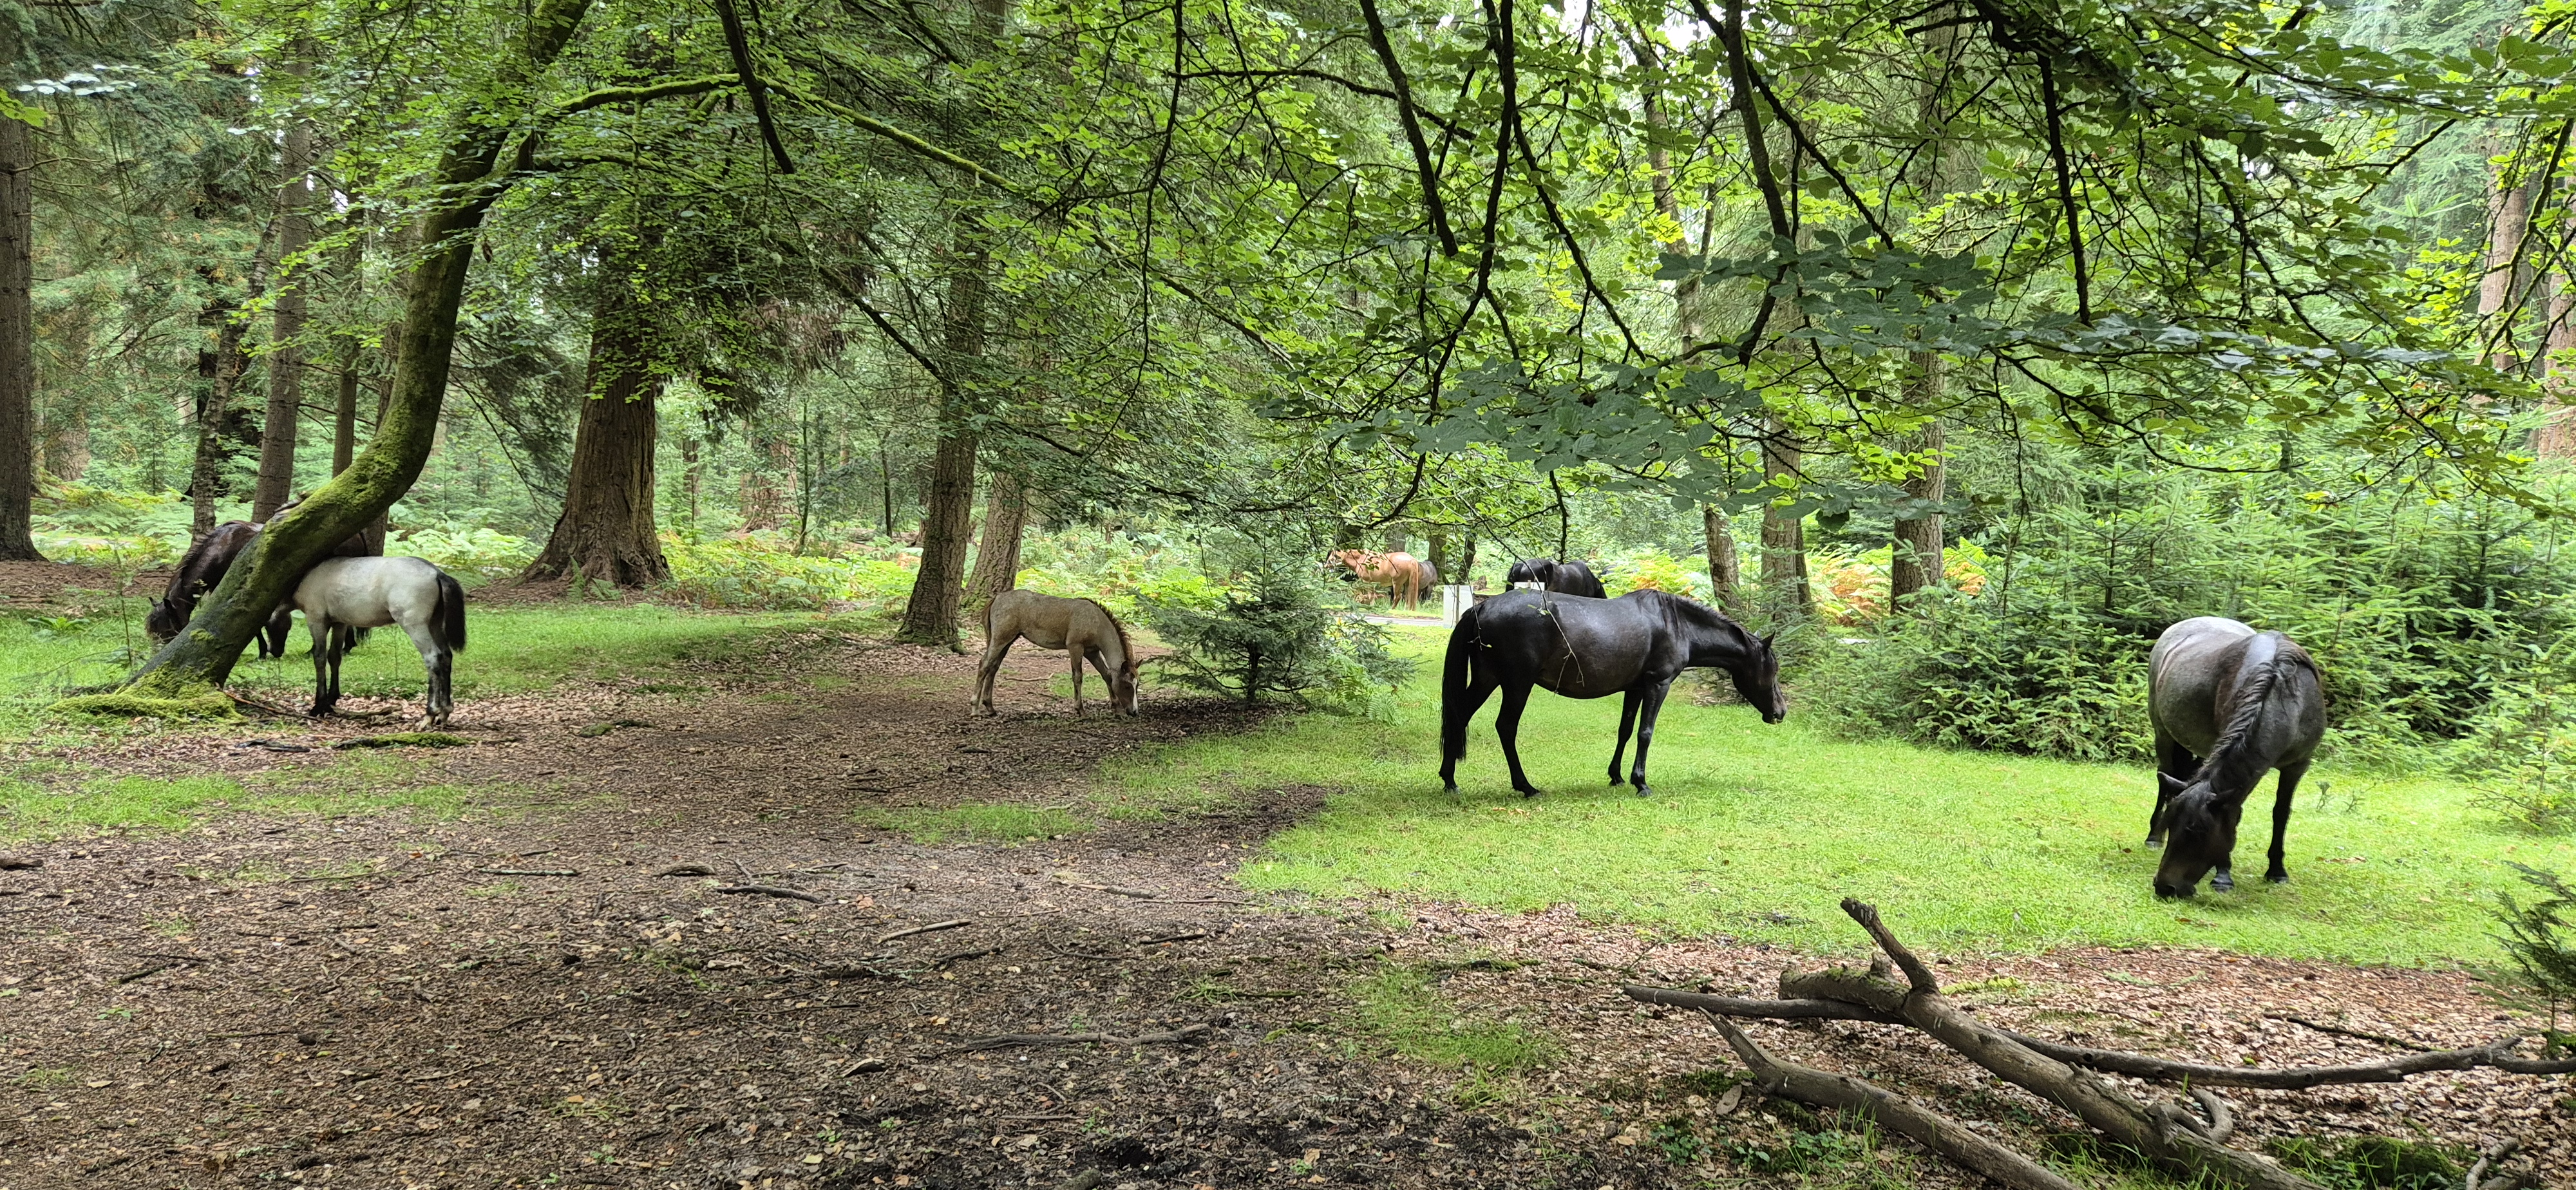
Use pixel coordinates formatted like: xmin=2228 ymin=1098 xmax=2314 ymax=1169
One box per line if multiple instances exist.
xmin=1112 ymin=650 xmax=1141 ymax=716
xmin=1732 ymin=629 xmax=1787 ymax=724
xmin=144 ymin=598 xmax=185 ymax=644
xmin=2154 ymin=775 xmax=2239 ymax=899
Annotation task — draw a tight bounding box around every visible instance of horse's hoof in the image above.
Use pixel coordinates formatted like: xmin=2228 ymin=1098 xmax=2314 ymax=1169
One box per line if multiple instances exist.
xmin=1607 ymin=775 xmax=1624 ymax=786
xmin=2211 ymin=874 xmax=2235 ymax=892
xmin=1633 ymin=786 xmax=1652 ymax=798
xmin=2266 ymin=872 xmax=2289 ymax=884
xmin=1518 ymin=788 xmax=1541 ymax=798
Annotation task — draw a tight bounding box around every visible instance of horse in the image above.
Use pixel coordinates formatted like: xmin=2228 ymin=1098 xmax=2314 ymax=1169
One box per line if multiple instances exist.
xmin=2145 ymin=616 xmax=2326 ymax=898
xmin=147 ymin=516 xmax=383 ymax=659
xmin=1440 ymin=589 xmax=1785 ymax=798
xmin=1330 ymin=549 xmax=1441 ymax=610
xmin=1506 ymin=558 xmax=1609 ymax=599
xmin=289 ymin=556 xmax=468 ymax=729
xmin=975 ymin=589 xmax=1139 ymax=717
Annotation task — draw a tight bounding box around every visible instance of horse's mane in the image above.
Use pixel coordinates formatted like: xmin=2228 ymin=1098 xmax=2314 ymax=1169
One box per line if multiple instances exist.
xmin=2193 ymin=634 xmax=2316 ymax=797
xmin=1086 ymin=598 xmax=1137 ymax=677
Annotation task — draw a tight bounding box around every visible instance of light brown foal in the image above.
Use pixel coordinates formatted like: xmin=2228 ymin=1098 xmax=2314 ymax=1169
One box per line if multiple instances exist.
xmin=975 ymin=589 xmax=1139 ymax=717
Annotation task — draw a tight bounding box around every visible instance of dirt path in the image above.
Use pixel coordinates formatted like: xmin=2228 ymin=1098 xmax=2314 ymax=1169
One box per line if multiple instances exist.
xmin=0 ymin=624 xmax=2565 ymax=1189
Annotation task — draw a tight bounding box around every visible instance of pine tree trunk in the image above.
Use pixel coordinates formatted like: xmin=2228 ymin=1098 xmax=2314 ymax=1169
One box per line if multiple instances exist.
xmin=252 ymin=102 xmax=316 ymax=520
xmin=679 ymin=434 xmax=701 ymax=524
xmin=0 ymin=110 xmax=36 ymax=560
xmin=525 ymin=272 xmax=669 ymax=587
xmin=963 ymin=469 xmax=1027 ymax=617
xmin=897 ymin=237 xmax=991 ymax=647
xmin=2543 ymin=278 xmax=2576 ymax=460
xmin=126 ymin=0 xmax=597 ymax=695
xmin=2482 ymin=176 xmax=2533 ymax=372
xmin=332 ymin=343 xmax=359 ymax=475
xmin=1890 ymin=357 xmax=1946 ymax=607
xmin=1760 ymin=421 xmax=1809 ymax=612
xmin=1703 ymin=505 xmax=1742 ymax=618
xmin=191 ymin=298 xmax=256 ymax=534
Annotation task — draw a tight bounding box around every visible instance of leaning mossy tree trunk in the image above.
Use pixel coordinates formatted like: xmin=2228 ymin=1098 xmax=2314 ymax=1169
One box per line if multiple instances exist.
xmin=122 ymin=0 xmax=600 ymax=697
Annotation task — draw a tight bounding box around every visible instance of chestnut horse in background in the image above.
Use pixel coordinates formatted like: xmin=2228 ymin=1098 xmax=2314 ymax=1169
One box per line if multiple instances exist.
xmin=1330 ymin=549 xmax=1441 ymax=610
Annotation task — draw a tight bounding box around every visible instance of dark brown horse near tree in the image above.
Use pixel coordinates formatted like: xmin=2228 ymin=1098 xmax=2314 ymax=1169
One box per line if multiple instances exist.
xmin=1441 ymin=589 xmax=1785 ymax=798
xmin=149 ymin=516 xmax=383 ymax=659
xmin=2146 ymin=616 xmax=2327 ymax=898
xmin=1506 ymin=557 xmax=1608 ymax=598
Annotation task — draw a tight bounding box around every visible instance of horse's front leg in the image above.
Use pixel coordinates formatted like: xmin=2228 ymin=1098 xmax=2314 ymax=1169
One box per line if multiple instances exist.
xmin=1628 ymin=680 xmax=1673 ymax=797
xmin=972 ymin=636 xmax=1014 ymax=716
xmin=307 ymin=615 xmax=334 ymax=716
xmin=1495 ymin=682 xmax=1540 ymax=797
xmin=1068 ymin=650 xmax=1086 ymax=717
xmin=2148 ymin=733 xmax=2195 ymax=845
xmin=1607 ymin=688 xmax=1642 ymax=785
xmin=2265 ymin=762 xmax=2308 ymax=883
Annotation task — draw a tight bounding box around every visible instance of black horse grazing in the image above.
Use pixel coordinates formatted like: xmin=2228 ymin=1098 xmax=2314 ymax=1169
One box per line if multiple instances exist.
xmin=147 ymin=516 xmax=383 ymax=659
xmin=2146 ymin=616 xmax=2326 ymax=898
xmin=1505 ymin=558 xmax=1608 ymax=598
xmin=1439 ymin=589 xmax=1785 ymax=798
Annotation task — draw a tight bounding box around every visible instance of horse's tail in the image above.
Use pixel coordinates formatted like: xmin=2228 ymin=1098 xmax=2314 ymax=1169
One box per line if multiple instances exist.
xmin=435 ymin=569 xmax=468 ymax=654
xmin=1441 ymin=608 xmax=1479 ymax=767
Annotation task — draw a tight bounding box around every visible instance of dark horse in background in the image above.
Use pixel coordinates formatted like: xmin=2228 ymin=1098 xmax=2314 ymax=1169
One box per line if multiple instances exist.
xmin=147 ymin=514 xmax=383 ymax=659
xmin=2146 ymin=616 xmax=2326 ymax=898
xmin=1441 ymin=589 xmax=1785 ymax=798
xmin=1506 ymin=558 xmax=1608 ymax=598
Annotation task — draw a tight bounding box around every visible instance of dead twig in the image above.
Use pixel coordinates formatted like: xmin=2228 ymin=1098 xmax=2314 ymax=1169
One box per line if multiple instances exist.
xmin=1137 ymin=930 xmax=1208 ymax=946
xmin=878 ymin=918 xmax=970 ymax=943
xmin=942 ymin=1022 xmax=1211 ymax=1054
xmin=115 ymin=962 xmax=180 ymax=985
xmin=655 ymin=863 xmax=715 ymax=877
xmin=714 ymin=884 xmax=826 ymax=903
xmin=221 ymin=690 xmax=306 ymax=718
xmin=474 ymin=867 xmax=579 ymax=877
xmin=1052 ymin=873 xmax=1160 ymax=898
xmin=1996 ymin=1030 xmax=2576 ymax=1088
xmin=1703 ymin=1010 xmax=2081 ymax=1190
xmin=2467 ymin=1138 xmax=2537 ymax=1190
xmin=2262 ymin=1012 xmax=2437 ymax=1053
xmin=0 ymin=855 xmax=39 ymax=870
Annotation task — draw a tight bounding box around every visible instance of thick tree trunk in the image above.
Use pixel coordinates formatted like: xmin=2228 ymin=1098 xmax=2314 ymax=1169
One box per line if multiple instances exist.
xmin=1890 ymin=359 xmax=1946 ymax=607
xmin=127 ymin=0 xmax=596 ymax=695
xmin=2543 ymin=280 xmax=2576 ymax=460
xmin=962 ymin=469 xmax=1027 ymax=616
xmin=1703 ymin=505 xmax=1742 ymax=618
xmin=252 ymin=106 xmax=316 ymax=521
xmin=332 ymin=343 xmax=360 ymax=475
xmin=897 ymin=248 xmax=991 ymax=646
xmin=525 ymin=274 xmax=669 ymax=587
xmin=0 ymin=111 xmax=35 ymax=560
xmin=190 ymin=296 xmax=256 ymax=535
xmin=1760 ymin=421 xmax=1809 ymax=612
xmin=2481 ymin=176 xmax=2533 ymax=372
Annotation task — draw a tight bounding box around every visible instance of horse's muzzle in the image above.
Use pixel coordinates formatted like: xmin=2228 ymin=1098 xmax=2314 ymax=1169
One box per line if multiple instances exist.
xmin=2154 ymin=880 xmax=2193 ymax=900
xmin=1762 ymin=710 xmax=1785 ymax=725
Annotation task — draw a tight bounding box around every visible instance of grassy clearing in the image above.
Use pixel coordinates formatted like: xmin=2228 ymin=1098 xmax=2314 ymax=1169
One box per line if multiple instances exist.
xmin=0 ymin=751 xmax=523 ymax=842
xmin=1344 ymin=961 xmax=1554 ymax=1073
xmin=1105 ymin=626 xmax=2545 ymax=966
xmin=858 ymin=803 xmax=1089 ymax=845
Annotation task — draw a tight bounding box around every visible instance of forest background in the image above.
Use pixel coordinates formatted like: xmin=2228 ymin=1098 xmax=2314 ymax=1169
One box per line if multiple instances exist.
xmin=8 ymin=0 xmax=2576 ymax=807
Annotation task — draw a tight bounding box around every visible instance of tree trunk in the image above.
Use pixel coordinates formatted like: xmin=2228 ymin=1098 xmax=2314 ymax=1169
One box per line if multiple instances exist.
xmin=191 ymin=293 xmax=257 ymax=534
xmin=740 ymin=437 xmax=788 ymax=531
xmin=2543 ymin=279 xmax=2576 ymax=460
xmin=332 ymin=342 xmax=360 ymax=475
xmin=525 ymin=270 xmax=669 ymax=587
xmin=0 ymin=109 xmax=35 ymax=560
xmin=679 ymin=433 xmax=702 ymax=524
xmin=252 ymin=100 xmax=316 ymax=521
xmin=1704 ymin=505 xmax=1743 ymax=618
xmin=2482 ymin=176 xmax=2533 ymax=372
xmin=1760 ymin=421 xmax=1809 ymax=612
xmin=897 ymin=236 xmax=992 ymax=646
xmin=126 ymin=0 xmax=597 ymax=695
xmin=963 ymin=469 xmax=1027 ymax=616
xmin=1890 ymin=359 xmax=1946 ymax=607
xmin=1425 ymin=528 xmax=1448 ymax=583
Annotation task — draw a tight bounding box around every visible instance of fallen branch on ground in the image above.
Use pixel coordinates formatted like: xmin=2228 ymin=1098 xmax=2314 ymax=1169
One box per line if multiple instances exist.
xmin=1994 ymin=1030 xmax=2576 ymax=1088
xmin=655 ymin=863 xmax=715 ymax=877
xmin=1703 ymin=1011 xmax=2080 ymax=1190
xmin=222 ymin=690 xmax=306 ymax=718
xmin=2467 ymin=1138 xmax=2539 ymax=1190
xmin=1628 ymin=899 xmax=2327 ymax=1190
xmin=878 ymin=918 xmax=970 ymax=942
xmin=714 ymin=884 xmax=826 ymax=903
xmin=1052 ymin=873 xmax=1160 ymax=898
xmin=473 ymin=867 xmax=578 ymax=877
xmin=941 ymin=1023 xmax=1211 ymax=1054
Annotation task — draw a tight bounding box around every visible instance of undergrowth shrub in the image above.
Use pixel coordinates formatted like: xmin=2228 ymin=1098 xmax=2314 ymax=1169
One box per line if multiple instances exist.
xmin=1801 ymin=587 xmax=2152 ymax=760
xmin=1138 ymin=533 xmax=1412 ymax=713
xmin=389 ymin=512 xmax=535 ymax=582
xmin=659 ymin=532 xmax=915 ymax=611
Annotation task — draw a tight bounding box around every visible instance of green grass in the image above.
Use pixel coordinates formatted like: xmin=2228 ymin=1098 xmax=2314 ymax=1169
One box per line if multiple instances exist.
xmin=858 ymin=803 xmax=1088 ymax=844
xmin=1106 ymin=626 xmax=2546 ymax=966
xmin=1345 ymin=962 xmax=1553 ymax=1073
xmin=0 ymin=751 xmax=498 ymax=841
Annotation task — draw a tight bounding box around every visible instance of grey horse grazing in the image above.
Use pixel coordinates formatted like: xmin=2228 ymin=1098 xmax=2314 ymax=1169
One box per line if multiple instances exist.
xmin=290 ymin=556 xmax=468 ymax=728
xmin=975 ymin=590 xmax=1139 ymax=717
xmin=2146 ymin=616 xmax=2326 ymax=898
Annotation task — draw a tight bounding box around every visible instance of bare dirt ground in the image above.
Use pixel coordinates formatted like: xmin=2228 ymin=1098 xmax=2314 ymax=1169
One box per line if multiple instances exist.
xmin=0 ymin=614 xmax=2568 ymax=1189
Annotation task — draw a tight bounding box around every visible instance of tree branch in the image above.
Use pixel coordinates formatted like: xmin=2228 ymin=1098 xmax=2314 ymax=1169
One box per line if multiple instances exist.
xmin=712 ymin=0 xmax=797 ymax=174
xmin=1358 ymin=0 xmax=1459 ymax=256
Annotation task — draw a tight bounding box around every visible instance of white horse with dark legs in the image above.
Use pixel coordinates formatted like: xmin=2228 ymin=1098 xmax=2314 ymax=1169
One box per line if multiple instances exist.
xmin=290 ymin=556 xmax=468 ymax=728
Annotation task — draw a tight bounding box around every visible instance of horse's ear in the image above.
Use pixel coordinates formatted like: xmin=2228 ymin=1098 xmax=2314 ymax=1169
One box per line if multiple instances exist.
xmin=1761 ymin=630 xmax=1777 ymax=648
xmin=2159 ymin=774 xmax=2188 ymax=795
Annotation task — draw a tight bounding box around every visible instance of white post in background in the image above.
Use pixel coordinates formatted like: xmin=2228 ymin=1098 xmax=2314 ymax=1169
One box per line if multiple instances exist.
xmin=1441 ymin=584 xmax=1475 ymax=625
xmin=1513 ymin=581 xmax=1546 ymax=592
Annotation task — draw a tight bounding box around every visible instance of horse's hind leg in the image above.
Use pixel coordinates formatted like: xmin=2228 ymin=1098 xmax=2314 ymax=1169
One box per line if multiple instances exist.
xmin=1495 ymin=681 xmax=1540 ymax=797
xmin=1439 ymin=675 xmax=1499 ymax=793
xmin=2264 ymin=761 xmax=2307 ymax=884
xmin=2147 ymin=734 xmax=2195 ymax=845
xmin=1627 ymin=680 xmax=1673 ymax=797
xmin=401 ymin=618 xmax=449 ymax=728
xmin=1608 ymin=689 xmax=1642 ymax=785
